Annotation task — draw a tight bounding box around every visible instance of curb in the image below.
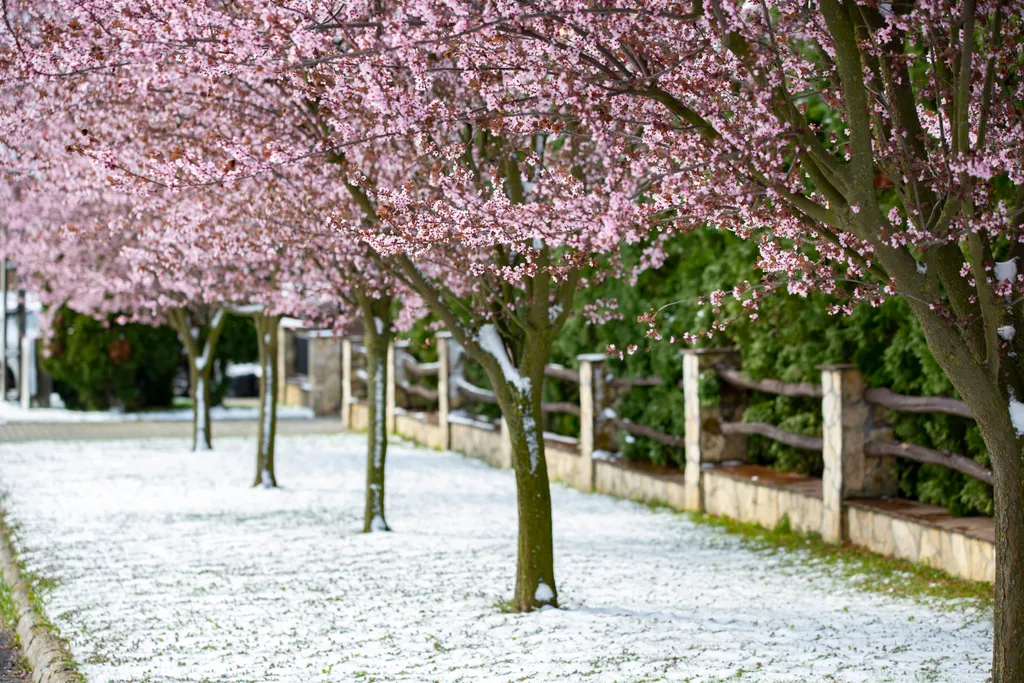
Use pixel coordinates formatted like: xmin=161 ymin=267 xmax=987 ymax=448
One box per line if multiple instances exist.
xmin=0 ymin=526 xmax=80 ymax=683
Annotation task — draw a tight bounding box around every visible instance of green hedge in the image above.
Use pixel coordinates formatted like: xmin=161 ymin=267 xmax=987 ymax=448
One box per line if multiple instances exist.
xmin=43 ymin=308 xmax=181 ymax=412
xmin=44 ymin=308 xmax=260 ymax=412
xmin=210 ymin=313 xmax=258 ymax=405
xmin=548 ymin=229 xmax=992 ymax=517
xmin=404 ymin=228 xmax=991 ymax=516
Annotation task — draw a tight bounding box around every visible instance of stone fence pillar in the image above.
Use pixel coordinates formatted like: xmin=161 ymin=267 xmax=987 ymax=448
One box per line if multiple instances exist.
xmin=436 ymin=332 xmax=451 ymax=450
xmin=386 ymin=342 xmax=396 ymax=433
xmin=19 ymin=335 xmax=31 ymax=410
xmin=819 ymin=364 xmax=898 ymax=543
xmin=341 ymin=338 xmax=353 ymax=429
xmin=308 ymin=333 xmax=342 ymax=417
xmin=275 ymin=325 xmax=295 ymax=404
xmin=577 ymin=353 xmax=607 ymax=492
xmin=681 ymin=348 xmax=746 ymax=511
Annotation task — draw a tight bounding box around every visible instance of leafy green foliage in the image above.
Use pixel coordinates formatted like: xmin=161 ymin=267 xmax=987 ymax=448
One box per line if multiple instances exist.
xmin=551 ymin=228 xmax=992 ymax=517
xmin=43 ymin=309 xmax=261 ymax=412
xmin=43 ymin=307 xmax=181 ymax=412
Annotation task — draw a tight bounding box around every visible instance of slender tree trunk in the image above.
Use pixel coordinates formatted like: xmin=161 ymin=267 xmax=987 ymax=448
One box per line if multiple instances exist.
xmin=167 ymin=306 xmax=227 ymax=453
xmin=188 ymin=359 xmax=214 ymax=451
xmin=941 ymin=389 xmax=1024 ymax=682
xmin=476 ymin=328 xmax=559 ymax=613
xmin=497 ymin=381 xmax=558 ymax=611
xmin=897 ymin=294 xmax=1023 ymax=681
xmin=253 ymin=314 xmax=281 ymax=487
xmin=361 ymin=300 xmax=392 ymax=533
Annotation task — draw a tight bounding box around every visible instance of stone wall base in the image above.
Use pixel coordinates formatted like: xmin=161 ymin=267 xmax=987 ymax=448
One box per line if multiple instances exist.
xmin=349 ymin=402 xmax=995 ymax=584
xmin=703 ymin=466 xmax=823 ymax=536
xmin=846 ymin=500 xmax=994 ymax=582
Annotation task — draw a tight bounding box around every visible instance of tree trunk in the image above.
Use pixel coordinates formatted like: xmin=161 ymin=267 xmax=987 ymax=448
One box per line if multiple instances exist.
xmin=475 ymin=327 xmax=560 ymax=613
xmin=979 ymin=420 xmax=1024 ymax=682
xmin=166 ymin=307 xmax=227 ymax=453
xmin=188 ymin=358 xmax=214 ymax=451
xmin=895 ymin=294 xmax=1023 ymax=681
xmin=497 ymin=381 xmax=558 ymax=611
xmin=253 ymin=314 xmax=280 ymax=487
xmin=362 ymin=304 xmax=392 ymax=532
xmin=993 ymin=458 xmax=1024 ymax=681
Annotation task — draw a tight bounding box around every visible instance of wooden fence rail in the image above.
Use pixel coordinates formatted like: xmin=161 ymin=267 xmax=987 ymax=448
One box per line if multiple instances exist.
xmin=864 ymin=387 xmax=973 ymax=419
xmin=864 ymin=439 xmax=993 ymax=485
xmin=608 ymin=375 xmax=665 ymax=389
xmin=608 ymin=418 xmax=683 ymax=449
xmin=719 ymin=421 xmax=823 ymax=451
xmin=403 ymin=384 xmax=439 ymax=402
xmin=401 ymin=356 xmax=441 ymax=377
xmin=716 ymin=365 xmax=823 ymax=398
xmin=335 ymin=335 xmax=993 ymax=552
xmin=544 ymin=366 xmax=579 ymax=383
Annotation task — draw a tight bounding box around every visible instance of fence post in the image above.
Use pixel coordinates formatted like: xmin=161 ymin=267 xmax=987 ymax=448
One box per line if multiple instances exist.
xmin=275 ymin=324 xmax=292 ymax=404
xmin=308 ymin=333 xmax=342 ymax=417
xmin=19 ymin=335 xmax=31 ymax=410
xmin=819 ymin=364 xmax=899 ymax=543
xmin=436 ymin=332 xmax=451 ymax=450
xmin=341 ymin=338 xmax=353 ymax=429
xmin=682 ymin=348 xmax=746 ymax=512
xmin=577 ymin=353 xmax=606 ymax=492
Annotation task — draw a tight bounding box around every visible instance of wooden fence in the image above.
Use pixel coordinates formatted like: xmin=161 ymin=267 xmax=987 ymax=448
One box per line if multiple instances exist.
xmin=336 ymin=335 xmax=996 ymax=583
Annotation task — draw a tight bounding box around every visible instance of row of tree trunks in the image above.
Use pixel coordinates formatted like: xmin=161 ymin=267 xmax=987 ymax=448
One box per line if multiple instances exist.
xmin=170 ymin=296 xmax=552 ymax=614
xmin=166 ymin=307 xmax=228 ymax=452
xmin=166 ymin=308 xmax=282 ymax=490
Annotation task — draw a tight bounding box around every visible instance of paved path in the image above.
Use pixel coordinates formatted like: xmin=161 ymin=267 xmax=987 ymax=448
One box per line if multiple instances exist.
xmin=0 ymin=433 xmax=993 ymax=682
xmin=0 ymin=417 xmax=345 ymax=442
xmin=0 ymin=416 xmax=346 ymax=682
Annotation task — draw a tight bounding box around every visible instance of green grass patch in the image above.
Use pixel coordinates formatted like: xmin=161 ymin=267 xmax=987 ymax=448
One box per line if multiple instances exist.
xmin=0 ymin=580 xmax=20 ymax=634
xmin=493 ymin=598 xmax=518 ymax=614
xmin=690 ymin=510 xmax=993 ymax=609
xmin=631 ymin=495 xmax=991 ymax=608
xmin=0 ymin=500 xmax=85 ymax=681
xmin=0 ymin=581 xmax=30 ymax=676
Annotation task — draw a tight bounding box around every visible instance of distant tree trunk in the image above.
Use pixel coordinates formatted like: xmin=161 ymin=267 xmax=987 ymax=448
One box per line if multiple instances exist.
xmin=167 ymin=306 xmax=227 ymax=452
xmin=252 ymin=313 xmax=281 ymax=487
xmin=188 ymin=359 xmax=214 ymax=451
xmin=359 ymin=294 xmax=393 ymax=532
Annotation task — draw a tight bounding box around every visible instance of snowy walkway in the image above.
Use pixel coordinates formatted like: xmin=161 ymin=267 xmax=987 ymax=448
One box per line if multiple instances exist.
xmin=0 ymin=434 xmax=991 ymax=682
xmin=0 ymin=416 xmax=342 ymax=443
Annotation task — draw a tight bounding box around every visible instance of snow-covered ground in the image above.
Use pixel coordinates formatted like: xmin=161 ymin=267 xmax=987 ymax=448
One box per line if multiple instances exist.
xmin=0 ymin=400 xmax=313 ymax=424
xmin=0 ymin=435 xmax=992 ymax=682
